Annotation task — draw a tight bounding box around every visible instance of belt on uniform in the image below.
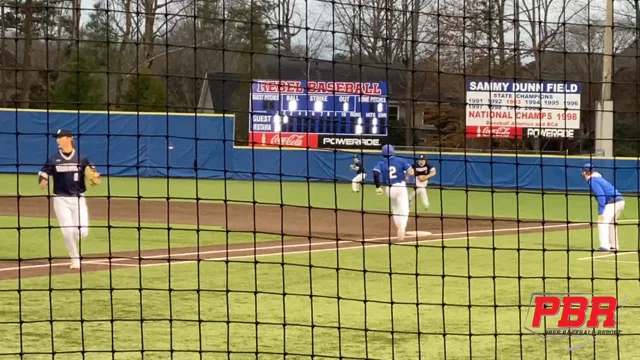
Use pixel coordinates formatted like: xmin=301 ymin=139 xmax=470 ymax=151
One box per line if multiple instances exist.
xmin=607 ymin=199 xmax=623 ymax=204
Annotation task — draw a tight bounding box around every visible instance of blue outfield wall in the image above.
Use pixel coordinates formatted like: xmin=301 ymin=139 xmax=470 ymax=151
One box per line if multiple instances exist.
xmin=1 ymin=109 xmax=639 ymax=193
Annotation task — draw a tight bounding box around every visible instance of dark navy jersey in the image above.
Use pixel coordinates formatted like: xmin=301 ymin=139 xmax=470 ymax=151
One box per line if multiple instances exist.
xmin=414 ymin=161 xmax=434 ymax=176
xmin=352 ymin=162 xmax=365 ymax=174
xmin=38 ymin=150 xmax=92 ymax=196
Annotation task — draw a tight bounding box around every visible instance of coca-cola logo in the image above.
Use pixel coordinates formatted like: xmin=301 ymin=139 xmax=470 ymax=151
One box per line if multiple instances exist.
xmin=477 ymin=126 xmax=512 ymax=137
xmin=269 ymin=133 xmax=305 ymax=147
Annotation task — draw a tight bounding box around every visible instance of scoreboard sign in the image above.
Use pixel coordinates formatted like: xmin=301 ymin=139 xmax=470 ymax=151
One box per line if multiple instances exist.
xmin=465 ymin=80 xmax=581 ymax=139
xmin=249 ymin=79 xmax=389 ymax=149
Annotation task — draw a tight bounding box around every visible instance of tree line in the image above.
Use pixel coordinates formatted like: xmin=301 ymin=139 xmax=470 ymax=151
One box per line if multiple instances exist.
xmin=1 ymin=0 xmax=640 ymax=154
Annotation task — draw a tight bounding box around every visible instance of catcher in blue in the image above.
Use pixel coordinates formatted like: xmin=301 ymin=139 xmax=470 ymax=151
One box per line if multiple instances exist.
xmin=350 ymin=155 xmax=366 ymax=192
xmin=38 ymin=129 xmax=101 ymax=270
xmin=582 ymin=163 xmax=625 ymax=252
xmin=373 ymin=144 xmax=415 ymax=241
xmin=409 ymin=154 xmax=436 ymax=210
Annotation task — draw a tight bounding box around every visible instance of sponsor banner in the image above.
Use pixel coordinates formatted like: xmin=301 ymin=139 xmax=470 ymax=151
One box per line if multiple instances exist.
xmin=465 ymin=80 xmax=581 ymax=130
xmin=249 ymin=132 xmax=319 ymax=148
xmin=318 ymin=135 xmax=386 ymax=149
xmin=524 ymin=128 xmax=576 ymax=138
xmin=466 ymin=126 xmax=523 ymax=139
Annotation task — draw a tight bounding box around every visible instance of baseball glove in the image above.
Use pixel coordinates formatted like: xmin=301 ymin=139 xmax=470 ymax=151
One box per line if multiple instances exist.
xmin=418 ymin=175 xmax=429 ymax=182
xmin=85 ymin=165 xmax=101 ymax=186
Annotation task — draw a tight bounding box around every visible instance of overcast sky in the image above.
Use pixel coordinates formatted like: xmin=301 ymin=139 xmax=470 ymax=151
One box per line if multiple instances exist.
xmin=74 ymin=0 xmax=622 ymax=61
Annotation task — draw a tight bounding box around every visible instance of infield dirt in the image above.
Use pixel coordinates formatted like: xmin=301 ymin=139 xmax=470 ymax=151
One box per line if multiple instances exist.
xmin=0 ymin=196 xmax=588 ymax=280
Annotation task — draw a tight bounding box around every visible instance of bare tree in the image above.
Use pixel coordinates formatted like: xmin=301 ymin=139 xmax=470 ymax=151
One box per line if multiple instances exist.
xmin=438 ymin=0 xmax=514 ymax=76
xmin=265 ymin=0 xmax=301 ymax=55
xmin=518 ymin=0 xmax=588 ymax=77
xmin=128 ymin=0 xmax=191 ymax=69
xmin=331 ymin=0 xmax=436 ymax=63
xmin=20 ymin=0 xmax=34 ymax=107
xmin=114 ymin=0 xmax=133 ymax=107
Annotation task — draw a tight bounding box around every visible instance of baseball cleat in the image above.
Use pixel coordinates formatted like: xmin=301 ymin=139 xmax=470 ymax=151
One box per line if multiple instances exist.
xmin=69 ymin=261 xmax=80 ymax=270
xmin=596 ymin=247 xmax=609 ymax=252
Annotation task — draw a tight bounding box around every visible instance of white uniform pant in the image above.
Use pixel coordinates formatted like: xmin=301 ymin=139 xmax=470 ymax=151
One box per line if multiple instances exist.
xmin=385 ymin=183 xmax=410 ymax=234
xmin=53 ymin=195 xmax=90 ymax=263
xmin=598 ymin=200 xmax=625 ymax=250
xmin=352 ymin=173 xmax=366 ymax=191
xmin=409 ymin=178 xmax=429 ymax=208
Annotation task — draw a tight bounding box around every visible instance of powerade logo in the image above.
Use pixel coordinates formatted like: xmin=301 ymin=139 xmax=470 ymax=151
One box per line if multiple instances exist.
xmin=526 ymin=128 xmax=575 ymax=138
xmin=321 ymin=137 xmax=381 ymax=147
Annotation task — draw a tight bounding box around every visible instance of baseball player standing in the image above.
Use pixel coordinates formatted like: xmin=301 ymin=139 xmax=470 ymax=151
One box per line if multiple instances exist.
xmin=373 ymin=144 xmax=414 ymax=241
xmin=38 ymin=129 xmax=101 ymax=270
xmin=350 ymin=155 xmax=366 ymax=192
xmin=408 ymin=154 xmax=436 ymax=210
xmin=582 ymin=163 xmax=625 ymax=252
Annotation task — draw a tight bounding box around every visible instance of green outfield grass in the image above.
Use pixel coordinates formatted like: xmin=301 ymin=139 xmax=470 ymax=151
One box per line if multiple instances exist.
xmin=0 ymin=174 xmax=637 ymax=222
xmin=0 ymin=226 xmax=639 ymax=359
xmin=0 ymin=216 xmax=283 ymax=261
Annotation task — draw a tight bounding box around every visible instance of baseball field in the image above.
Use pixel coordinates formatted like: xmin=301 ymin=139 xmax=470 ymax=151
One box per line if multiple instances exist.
xmin=0 ymin=172 xmax=639 ymax=359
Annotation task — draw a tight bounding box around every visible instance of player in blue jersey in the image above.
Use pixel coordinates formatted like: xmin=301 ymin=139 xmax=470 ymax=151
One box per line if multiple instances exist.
xmin=38 ymin=129 xmax=101 ymax=270
xmin=582 ymin=163 xmax=625 ymax=252
xmin=373 ymin=144 xmax=415 ymax=241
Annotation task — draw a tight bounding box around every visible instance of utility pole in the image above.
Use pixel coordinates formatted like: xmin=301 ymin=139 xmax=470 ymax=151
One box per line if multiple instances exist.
xmin=404 ymin=0 xmax=420 ymax=146
xmin=595 ymin=0 xmax=614 ymax=156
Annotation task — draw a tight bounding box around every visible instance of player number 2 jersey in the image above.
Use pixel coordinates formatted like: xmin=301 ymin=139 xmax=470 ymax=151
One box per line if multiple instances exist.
xmin=39 ymin=150 xmax=92 ymax=196
xmin=373 ymin=157 xmax=412 ymax=185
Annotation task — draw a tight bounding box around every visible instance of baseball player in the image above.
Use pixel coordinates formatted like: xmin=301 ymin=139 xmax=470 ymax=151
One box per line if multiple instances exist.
xmin=373 ymin=144 xmax=415 ymax=241
xmin=408 ymin=154 xmax=436 ymax=210
xmin=38 ymin=129 xmax=101 ymax=270
xmin=350 ymin=155 xmax=366 ymax=192
xmin=582 ymin=163 xmax=625 ymax=252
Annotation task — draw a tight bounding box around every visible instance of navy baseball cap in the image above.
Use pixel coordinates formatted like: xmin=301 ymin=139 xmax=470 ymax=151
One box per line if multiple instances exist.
xmin=582 ymin=163 xmax=594 ymax=172
xmin=418 ymin=154 xmax=426 ymax=160
xmin=54 ymin=128 xmax=73 ymax=137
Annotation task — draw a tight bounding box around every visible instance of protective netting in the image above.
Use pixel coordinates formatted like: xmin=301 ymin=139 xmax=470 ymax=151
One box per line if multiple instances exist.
xmin=0 ymin=0 xmax=638 ymax=359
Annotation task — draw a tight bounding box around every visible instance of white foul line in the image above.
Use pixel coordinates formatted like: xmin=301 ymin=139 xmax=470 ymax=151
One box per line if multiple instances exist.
xmin=0 ymin=221 xmax=588 ymax=274
xmin=589 ymin=260 xmax=640 ymax=264
xmin=102 ymin=235 xmax=479 ymax=270
xmin=126 ymin=222 xmax=588 ymax=270
xmin=577 ymin=252 xmax=638 ymax=261
xmin=0 ymin=233 xmax=472 ymax=272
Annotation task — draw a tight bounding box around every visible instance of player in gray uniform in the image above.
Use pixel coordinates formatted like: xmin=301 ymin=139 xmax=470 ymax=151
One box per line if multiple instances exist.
xmin=350 ymin=155 xmax=366 ymax=192
xmin=409 ymin=154 xmax=436 ymax=210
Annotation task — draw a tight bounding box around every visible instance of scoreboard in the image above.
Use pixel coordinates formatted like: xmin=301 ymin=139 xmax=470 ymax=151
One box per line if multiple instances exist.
xmin=249 ymin=80 xmax=389 ymax=149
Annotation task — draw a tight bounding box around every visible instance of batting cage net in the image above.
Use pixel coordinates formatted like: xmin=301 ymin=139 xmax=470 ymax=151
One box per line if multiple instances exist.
xmin=0 ymin=0 xmax=637 ymax=359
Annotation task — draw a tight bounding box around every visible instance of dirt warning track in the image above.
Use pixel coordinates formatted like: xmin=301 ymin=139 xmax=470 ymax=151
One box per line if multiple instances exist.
xmin=0 ymin=196 xmax=589 ymax=280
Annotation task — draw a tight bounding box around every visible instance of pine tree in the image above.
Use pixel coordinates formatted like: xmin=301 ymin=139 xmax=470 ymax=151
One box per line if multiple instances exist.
xmin=122 ymin=67 xmax=167 ymax=113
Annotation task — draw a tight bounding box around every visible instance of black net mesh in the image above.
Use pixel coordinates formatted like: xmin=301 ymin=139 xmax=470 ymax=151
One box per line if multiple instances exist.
xmin=0 ymin=0 xmax=637 ymax=359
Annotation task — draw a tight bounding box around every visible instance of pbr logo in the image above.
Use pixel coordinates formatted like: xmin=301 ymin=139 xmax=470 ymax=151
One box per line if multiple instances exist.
xmin=524 ymin=293 xmax=625 ymax=351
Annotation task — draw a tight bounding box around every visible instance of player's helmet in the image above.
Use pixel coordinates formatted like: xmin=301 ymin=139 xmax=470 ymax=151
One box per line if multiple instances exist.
xmin=582 ymin=163 xmax=594 ymax=173
xmin=381 ymin=144 xmax=395 ymax=157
